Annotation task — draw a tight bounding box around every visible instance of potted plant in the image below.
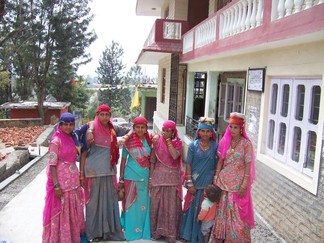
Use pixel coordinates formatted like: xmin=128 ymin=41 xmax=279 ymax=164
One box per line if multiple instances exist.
xmin=50 ymin=115 xmax=58 ymax=125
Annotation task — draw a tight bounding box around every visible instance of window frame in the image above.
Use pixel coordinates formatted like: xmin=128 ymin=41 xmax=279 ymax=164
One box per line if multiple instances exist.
xmin=260 ymin=77 xmax=323 ymax=195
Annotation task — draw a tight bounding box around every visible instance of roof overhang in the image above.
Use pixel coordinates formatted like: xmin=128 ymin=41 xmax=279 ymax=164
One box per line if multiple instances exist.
xmin=136 ymin=0 xmax=164 ymax=16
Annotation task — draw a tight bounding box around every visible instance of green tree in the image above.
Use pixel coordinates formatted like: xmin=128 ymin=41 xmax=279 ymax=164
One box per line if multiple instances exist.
xmin=96 ymin=41 xmax=131 ymax=114
xmin=0 ymin=0 xmax=96 ymax=123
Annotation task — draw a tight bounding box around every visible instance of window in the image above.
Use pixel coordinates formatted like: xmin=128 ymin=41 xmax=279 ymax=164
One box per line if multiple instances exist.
xmin=161 ymin=68 xmax=166 ymax=103
xmin=218 ymin=81 xmax=244 ymax=120
xmin=266 ymin=78 xmax=321 ymax=178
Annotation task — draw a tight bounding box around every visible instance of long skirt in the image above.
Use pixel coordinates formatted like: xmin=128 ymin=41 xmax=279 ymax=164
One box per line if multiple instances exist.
xmin=211 ymin=191 xmax=251 ymax=242
xmin=180 ymin=188 xmax=205 ymax=243
xmin=42 ymin=187 xmax=86 ymax=243
xmin=150 ymin=185 xmax=182 ymax=243
xmin=120 ymin=180 xmax=151 ymax=240
xmin=86 ymin=176 xmax=125 ymax=241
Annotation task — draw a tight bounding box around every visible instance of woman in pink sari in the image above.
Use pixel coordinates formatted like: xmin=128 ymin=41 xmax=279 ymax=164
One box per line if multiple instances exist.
xmin=149 ymin=120 xmax=183 ymax=243
xmin=211 ymin=112 xmax=256 ymax=242
xmin=42 ymin=112 xmax=86 ymax=243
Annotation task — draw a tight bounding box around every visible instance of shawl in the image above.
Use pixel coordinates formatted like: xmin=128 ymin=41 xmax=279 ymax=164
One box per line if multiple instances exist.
xmin=93 ymin=115 xmax=119 ymax=169
xmin=125 ymin=133 xmax=152 ymax=168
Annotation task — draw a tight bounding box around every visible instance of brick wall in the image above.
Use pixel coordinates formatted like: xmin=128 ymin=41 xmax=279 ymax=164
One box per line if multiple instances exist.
xmin=0 ymin=118 xmax=42 ymax=128
xmin=246 ymin=90 xmax=324 ymax=242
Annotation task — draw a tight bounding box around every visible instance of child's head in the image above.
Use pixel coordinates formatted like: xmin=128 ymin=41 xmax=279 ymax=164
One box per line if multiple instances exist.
xmin=205 ymin=184 xmax=221 ymax=203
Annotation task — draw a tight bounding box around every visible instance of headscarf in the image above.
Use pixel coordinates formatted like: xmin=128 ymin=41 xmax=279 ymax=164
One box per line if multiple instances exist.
xmin=194 ymin=117 xmax=217 ymax=141
xmin=93 ymin=104 xmax=119 ymax=169
xmin=96 ymin=104 xmax=111 ymax=113
xmin=218 ymin=112 xmax=256 ymax=228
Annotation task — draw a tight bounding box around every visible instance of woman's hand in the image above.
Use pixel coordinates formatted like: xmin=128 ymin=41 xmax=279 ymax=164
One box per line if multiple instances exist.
xmin=238 ymin=186 xmax=246 ymax=198
xmin=86 ymin=129 xmax=94 ymax=144
xmin=118 ymin=137 xmax=126 ymax=147
xmin=54 ymin=188 xmax=62 ymax=198
xmin=80 ymin=178 xmax=87 ymax=189
xmin=152 ymin=134 xmax=159 ymax=145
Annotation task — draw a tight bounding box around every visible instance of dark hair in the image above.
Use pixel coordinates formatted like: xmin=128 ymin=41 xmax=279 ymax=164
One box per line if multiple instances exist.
xmin=205 ymin=184 xmax=221 ymax=203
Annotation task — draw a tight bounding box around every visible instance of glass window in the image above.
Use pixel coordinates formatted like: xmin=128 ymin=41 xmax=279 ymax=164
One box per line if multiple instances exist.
xmin=281 ymin=84 xmax=289 ymax=117
xmin=291 ymin=127 xmax=301 ymax=162
xmin=295 ymin=85 xmax=305 ymax=121
xmin=266 ymin=78 xmax=322 ymax=178
xmin=267 ymin=120 xmax=275 ymax=150
xmin=270 ymin=84 xmax=278 ymax=114
xmin=278 ymin=122 xmax=286 ymax=155
xmin=310 ymin=86 xmax=321 ymax=125
xmin=305 ymin=131 xmax=316 ymax=171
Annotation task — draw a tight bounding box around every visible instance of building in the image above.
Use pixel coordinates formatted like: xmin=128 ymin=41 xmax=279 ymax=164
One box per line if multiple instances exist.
xmin=0 ymin=101 xmax=71 ymax=125
xmin=135 ymin=0 xmax=324 ymax=242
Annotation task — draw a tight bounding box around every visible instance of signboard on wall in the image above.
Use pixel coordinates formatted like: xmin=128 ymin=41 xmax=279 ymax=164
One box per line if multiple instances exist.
xmin=247 ymin=68 xmax=265 ymax=92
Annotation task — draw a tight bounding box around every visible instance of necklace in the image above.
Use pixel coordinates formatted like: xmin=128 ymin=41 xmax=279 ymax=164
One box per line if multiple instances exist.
xmin=230 ymin=138 xmax=241 ymax=152
xmin=200 ymin=141 xmax=210 ymax=152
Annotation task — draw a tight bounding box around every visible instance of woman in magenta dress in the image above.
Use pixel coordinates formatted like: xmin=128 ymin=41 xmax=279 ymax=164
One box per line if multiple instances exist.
xmin=149 ymin=120 xmax=183 ymax=243
xmin=211 ymin=112 xmax=256 ymax=242
xmin=42 ymin=112 xmax=86 ymax=243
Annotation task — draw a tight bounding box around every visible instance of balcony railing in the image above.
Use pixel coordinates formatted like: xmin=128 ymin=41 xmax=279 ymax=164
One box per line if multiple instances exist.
xmin=182 ymin=0 xmax=323 ymax=61
xmin=143 ymin=18 xmax=189 ymax=50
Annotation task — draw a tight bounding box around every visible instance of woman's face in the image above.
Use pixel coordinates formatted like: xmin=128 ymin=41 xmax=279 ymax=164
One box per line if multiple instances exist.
xmin=134 ymin=124 xmax=147 ymax=139
xmin=162 ymin=128 xmax=174 ymax=140
xmin=97 ymin=112 xmax=111 ymax=125
xmin=229 ymin=123 xmax=241 ymax=138
xmin=199 ymin=128 xmax=212 ymax=141
xmin=60 ymin=122 xmax=75 ymax=135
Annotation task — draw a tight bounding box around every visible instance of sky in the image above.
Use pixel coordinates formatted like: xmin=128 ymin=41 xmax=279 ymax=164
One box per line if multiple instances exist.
xmin=77 ymin=0 xmax=158 ymax=78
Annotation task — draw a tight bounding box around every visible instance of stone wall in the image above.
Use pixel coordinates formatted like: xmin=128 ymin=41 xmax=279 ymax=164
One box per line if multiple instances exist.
xmin=246 ymin=90 xmax=324 ymax=242
xmin=0 ymin=118 xmax=42 ymax=128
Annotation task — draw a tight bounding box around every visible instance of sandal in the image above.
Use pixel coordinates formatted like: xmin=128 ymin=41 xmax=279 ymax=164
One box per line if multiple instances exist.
xmin=91 ymin=237 xmax=102 ymax=242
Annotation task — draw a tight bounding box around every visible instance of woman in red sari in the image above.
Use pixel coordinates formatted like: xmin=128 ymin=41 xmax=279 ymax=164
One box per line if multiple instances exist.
xmin=211 ymin=112 xmax=256 ymax=242
xmin=149 ymin=120 xmax=183 ymax=243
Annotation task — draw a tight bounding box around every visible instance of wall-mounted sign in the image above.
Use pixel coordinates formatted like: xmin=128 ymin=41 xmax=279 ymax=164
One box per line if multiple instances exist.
xmin=247 ymin=68 xmax=265 ymax=92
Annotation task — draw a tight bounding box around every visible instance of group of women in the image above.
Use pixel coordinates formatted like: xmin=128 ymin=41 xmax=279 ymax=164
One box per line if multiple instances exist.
xmin=42 ymin=103 xmax=256 ymax=243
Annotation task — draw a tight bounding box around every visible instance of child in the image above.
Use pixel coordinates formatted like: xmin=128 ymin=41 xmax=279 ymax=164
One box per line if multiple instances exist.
xmin=197 ymin=184 xmax=221 ymax=243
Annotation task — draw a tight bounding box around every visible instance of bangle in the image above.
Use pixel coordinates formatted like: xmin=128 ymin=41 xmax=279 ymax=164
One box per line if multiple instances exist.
xmin=186 ymin=179 xmax=192 ymax=183
xmin=87 ymin=129 xmax=93 ymax=133
xmin=244 ymin=174 xmax=250 ymax=177
xmin=185 ymin=174 xmax=192 ymax=178
xmin=54 ymin=183 xmax=60 ymax=190
xmin=79 ymin=176 xmax=84 ymax=180
xmin=119 ymin=180 xmax=124 ymax=184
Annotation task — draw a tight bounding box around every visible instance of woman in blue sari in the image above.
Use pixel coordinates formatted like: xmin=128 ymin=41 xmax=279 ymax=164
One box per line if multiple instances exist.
xmin=118 ymin=116 xmax=152 ymax=241
xmin=180 ymin=117 xmax=218 ymax=243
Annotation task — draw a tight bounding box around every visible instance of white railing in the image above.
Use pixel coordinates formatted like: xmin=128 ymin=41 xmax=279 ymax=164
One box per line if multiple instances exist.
xmin=194 ymin=16 xmax=217 ymax=49
xmin=163 ymin=21 xmax=182 ymax=40
xmin=144 ymin=24 xmax=156 ymax=47
xmin=273 ymin=0 xmax=323 ymax=20
xmin=220 ymin=0 xmax=264 ymax=39
xmin=183 ymin=30 xmax=194 ymax=54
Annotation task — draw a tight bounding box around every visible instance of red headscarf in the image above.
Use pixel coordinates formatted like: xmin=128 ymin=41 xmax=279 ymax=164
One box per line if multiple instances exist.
xmin=96 ymin=104 xmax=111 ymax=114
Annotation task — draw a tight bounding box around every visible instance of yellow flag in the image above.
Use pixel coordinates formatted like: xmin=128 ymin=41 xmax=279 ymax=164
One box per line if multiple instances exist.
xmin=130 ymin=87 xmax=140 ymax=111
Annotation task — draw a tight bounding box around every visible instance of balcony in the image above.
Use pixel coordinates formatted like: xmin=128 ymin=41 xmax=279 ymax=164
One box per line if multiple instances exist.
xmin=136 ymin=19 xmax=189 ymax=65
xmin=182 ymin=0 xmax=324 ymax=63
